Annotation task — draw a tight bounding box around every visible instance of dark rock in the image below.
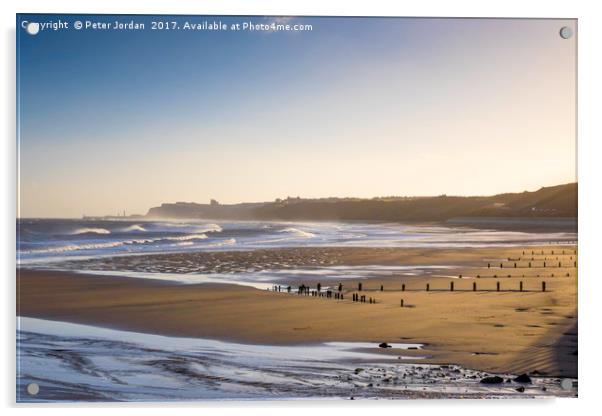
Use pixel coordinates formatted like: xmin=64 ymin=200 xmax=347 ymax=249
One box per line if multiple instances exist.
xmin=379 ymin=342 xmax=392 ymax=348
xmin=480 ymin=376 xmax=504 ymax=384
xmin=354 ymin=368 xmax=364 ymax=374
xmin=516 ymin=386 xmax=525 ymax=393
xmin=530 ymin=370 xmax=542 ymax=375
xmin=514 ymin=373 xmax=532 ymax=384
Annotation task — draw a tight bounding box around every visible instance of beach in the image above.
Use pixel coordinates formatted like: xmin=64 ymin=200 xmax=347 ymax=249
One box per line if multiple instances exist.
xmin=17 ymin=244 xmax=577 ymax=380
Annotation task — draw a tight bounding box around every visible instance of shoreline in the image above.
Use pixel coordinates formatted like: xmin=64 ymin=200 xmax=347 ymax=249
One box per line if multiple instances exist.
xmin=17 ymin=245 xmax=577 ymax=378
xmin=18 ymin=317 xmax=576 ymax=401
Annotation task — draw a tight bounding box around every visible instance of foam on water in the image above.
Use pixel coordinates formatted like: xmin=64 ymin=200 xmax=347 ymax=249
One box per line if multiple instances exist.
xmin=17 ymin=219 xmax=576 ymax=266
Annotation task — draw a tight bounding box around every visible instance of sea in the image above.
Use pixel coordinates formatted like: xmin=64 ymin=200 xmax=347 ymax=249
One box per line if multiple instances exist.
xmin=17 ymin=218 xmax=576 ymax=265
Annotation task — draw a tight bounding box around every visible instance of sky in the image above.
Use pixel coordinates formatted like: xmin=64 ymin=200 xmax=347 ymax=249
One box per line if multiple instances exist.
xmin=17 ymin=15 xmax=577 ymax=218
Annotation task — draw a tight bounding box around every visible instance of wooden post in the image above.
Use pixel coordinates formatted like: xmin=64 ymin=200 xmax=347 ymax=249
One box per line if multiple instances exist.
xmin=500 ymin=263 xmax=503 ymax=268
xmin=450 ymin=281 xmax=454 ymax=291
xmin=400 ymin=299 xmax=404 ymax=307
xmin=402 ymin=284 xmax=406 ymax=291
xmin=497 ymin=281 xmax=500 ymax=292
xmin=358 ymin=282 xmax=362 ymax=291
xmin=544 ymin=261 xmax=546 ymax=268
xmin=459 ymin=274 xmax=462 ymax=279
xmin=520 ymin=281 xmax=523 ymax=292
xmin=473 ymin=282 xmax=477 ymax=291
xmin=380 ymin=285 xmax=384 ymax=292
xmin=338 ymin=283 xmax=343 ymax=292
xmin=488 ymin=263 xmax=490 ymax=268
xmin=542 ymin=281 xmax=546 ymax=292
xmin=514 ymin=263 xmax=517 ymax=268
xmin=528 ymin=262 xmax=531 ymax=268
xmin=426 ymin=283 xmax=430 ymax=292
xmin=317 ymin=283 xmax=321 ymax=292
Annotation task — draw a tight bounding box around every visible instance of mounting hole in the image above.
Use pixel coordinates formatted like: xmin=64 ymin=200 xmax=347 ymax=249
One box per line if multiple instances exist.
xmin=559 ymin=26 xmax=573 ymax=39
xmin=26 ymin=22 xmax=40 ymax=36
xmin=27 ymin=383 xmax=39 ymax=395
xmin=560 ymin=379 xmax=573 ymax=390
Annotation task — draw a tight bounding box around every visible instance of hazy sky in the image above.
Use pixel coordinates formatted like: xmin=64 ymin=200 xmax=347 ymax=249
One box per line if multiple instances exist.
xmin=17 ymin=15 xmax=576 ymax=218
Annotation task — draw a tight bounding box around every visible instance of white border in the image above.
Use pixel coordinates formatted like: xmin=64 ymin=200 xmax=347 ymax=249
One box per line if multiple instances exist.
xmin=2 ymin=0 xmax=601 ymax=415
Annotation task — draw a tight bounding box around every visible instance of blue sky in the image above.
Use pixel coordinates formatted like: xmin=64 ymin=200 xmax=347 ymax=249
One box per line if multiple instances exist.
xmin=17 ymin=15 xmax=576 ymax=217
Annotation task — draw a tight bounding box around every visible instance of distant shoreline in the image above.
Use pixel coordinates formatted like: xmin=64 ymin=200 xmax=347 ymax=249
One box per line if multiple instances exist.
xmin=445 ymin=217 xmax=577 ymax=232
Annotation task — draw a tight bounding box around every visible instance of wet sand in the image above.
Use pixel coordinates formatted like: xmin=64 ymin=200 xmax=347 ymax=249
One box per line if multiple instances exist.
xmin=17 ymin=245 xmax=577 ymax=378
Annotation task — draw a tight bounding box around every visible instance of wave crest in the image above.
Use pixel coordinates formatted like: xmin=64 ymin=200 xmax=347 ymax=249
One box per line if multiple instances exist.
xmin=119 ymin=224 xmax=147 ymax=232
xmin=165 ymin=233 xmax=208 ymax=241
xmin=69 ymin=228 xmax=111 ymax=235
xmin=279 ymin=227 xmax=315 ymax=238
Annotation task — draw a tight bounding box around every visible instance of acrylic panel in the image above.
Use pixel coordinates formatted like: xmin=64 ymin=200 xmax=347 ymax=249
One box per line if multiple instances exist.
xmin=16 ymin=14 xmax=577 ymax=402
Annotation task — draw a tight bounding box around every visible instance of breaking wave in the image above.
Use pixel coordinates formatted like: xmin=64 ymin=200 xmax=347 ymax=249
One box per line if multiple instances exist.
xmin=279 ymin=227 xmax=315 ymax=238
xmin=119 ymin=224 xmax=147 ymax=232
xmin=164 ymin=233 xmax=208 ymax=241
xmin=69 ymin=228 xmax=111 ymax=235
xmin=22 ymin=241 xmax=126 ymax=254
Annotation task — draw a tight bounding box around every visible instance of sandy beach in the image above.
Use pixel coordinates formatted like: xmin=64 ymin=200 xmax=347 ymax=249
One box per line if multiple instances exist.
xmin=17 ymin=245 xmax=577 ymax=379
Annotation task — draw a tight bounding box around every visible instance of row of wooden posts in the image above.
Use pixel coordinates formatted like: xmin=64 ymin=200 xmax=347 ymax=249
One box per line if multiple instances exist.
xmin=423 ymin=280 xmax=547 ymax=292
xmin=523 ymin=249 xmax=576 ymax=255
xmin=488 ymin=261 xmax=576 ymax=268
xmin=352 ymin=293 xmax=376 ymax=303
xmin=472 ymin=273 xmax=568 ymax=278
xmin=273 ymin=279 xmax=548 ymax=296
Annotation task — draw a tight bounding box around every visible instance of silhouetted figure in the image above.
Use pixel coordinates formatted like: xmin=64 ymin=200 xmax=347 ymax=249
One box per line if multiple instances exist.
xmin=338 ymin=283 xmax=343 ymax=292
xmin=317 ymin=283 xmax=322 ymax=292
